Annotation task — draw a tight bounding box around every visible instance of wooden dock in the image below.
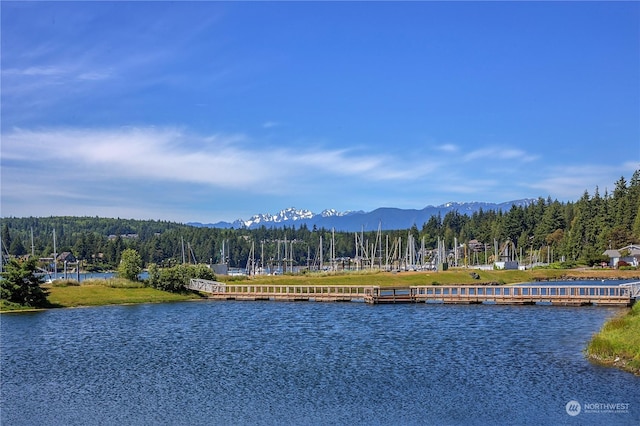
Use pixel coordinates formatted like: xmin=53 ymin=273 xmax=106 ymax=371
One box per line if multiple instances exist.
xmin=188 ymin=279 xmax=375 ymax=302
xmin=187 ymin=279 xmax=638 ymax=307
xmin=410 ymin=284 xmax=634 ymax=306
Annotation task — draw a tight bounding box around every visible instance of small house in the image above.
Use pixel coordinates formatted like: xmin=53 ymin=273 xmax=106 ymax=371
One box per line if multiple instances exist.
xmin=56 ymin=252 xmax=77 ymax=263
xmin=603 ymin=244 xmax=640 ymax=268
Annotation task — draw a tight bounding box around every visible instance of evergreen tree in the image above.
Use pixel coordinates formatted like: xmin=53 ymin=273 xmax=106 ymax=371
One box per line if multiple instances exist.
xmin=0 ymin=258 xmax=49 ymax=307
xmin=590 ymin=187 xmax=610 ymax=250
xmin=612 ymin=176 xmax=630 ymax=228
xmin=9 ymin=238 xmax=26 ymax=256
xmin=73 ymin=232 xmax=89 ymax=261
xmin=629 ymin=171 xmax=640 ymax=238
xmin=537 ymin=200 xmax=565 ymax=244
xmin=503 ymin=205 xmax=525 ymax=244
xmin=564 ymin=191 xmax=591 ymax=261
xmin=421 ymin=214 xmax=442 ymax=248
xmin=633 ymin=204 xmax=640 ymax=241
xmin=1 ymin=223 xmax=12 ymax=252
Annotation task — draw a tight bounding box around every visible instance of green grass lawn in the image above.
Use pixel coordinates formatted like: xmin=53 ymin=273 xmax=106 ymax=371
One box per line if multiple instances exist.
xmin=0 ymin=278 xmax=202 ymax=311
xmin=46 ymin=285 xmax=202 ymax=308
xmin=586 ymin=301 xmax=640 ymax=376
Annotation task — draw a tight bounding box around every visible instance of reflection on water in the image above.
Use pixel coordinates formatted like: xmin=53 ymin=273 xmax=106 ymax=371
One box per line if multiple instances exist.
xmin=2 ymin=298 xmax=639 ymax=425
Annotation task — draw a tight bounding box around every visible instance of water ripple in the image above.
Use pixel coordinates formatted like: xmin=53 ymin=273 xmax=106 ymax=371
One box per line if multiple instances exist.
xmin=2 ymin=301 xmax=638 ymax=425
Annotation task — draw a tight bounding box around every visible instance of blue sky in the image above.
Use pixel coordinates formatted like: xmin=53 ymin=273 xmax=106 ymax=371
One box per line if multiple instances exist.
xmin=2 ymin=1 xmax=639 ymax=223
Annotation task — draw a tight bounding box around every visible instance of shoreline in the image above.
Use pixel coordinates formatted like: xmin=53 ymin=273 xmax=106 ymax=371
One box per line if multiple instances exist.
xmin=0 ymin=268 xmax=640 ymax=314
xmin=587 ymin=353 xmax=640 ymax=377
xmin=585 ymin=300 xmax=640 ymax=377
xmin=2 ymin=269 xmax=638 ymax=313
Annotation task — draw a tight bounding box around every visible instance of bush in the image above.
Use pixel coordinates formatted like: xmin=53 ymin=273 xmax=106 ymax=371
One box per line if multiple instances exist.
xmin=147 ymin=263 xmax=216 ymax=292
xmin=548 ymin=260 xmax=578 ymax=269
xmin=619 ymin=265 xmax=638 ymax=271
xmin=583 ymin=253 xmax=610 ymax=267
xmin=117 ymin=249 xmax=142 ymax=281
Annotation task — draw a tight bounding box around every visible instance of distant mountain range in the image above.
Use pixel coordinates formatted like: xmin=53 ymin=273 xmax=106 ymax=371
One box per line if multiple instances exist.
xmin=188 ymin=199 xmax=535 ymax=232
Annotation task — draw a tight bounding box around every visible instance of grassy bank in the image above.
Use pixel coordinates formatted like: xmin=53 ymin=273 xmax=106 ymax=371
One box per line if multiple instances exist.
xmin=586 ymin=301 xmax=640 ymax=376
xmin=47 ymin=285 xmax=202 ymax=308
xmin=1 ymin=278 xmax=202 ymax=312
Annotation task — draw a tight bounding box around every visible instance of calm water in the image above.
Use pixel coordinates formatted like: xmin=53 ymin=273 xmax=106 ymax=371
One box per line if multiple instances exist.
xmin=2 ymin=294 xmax=639 ymax=425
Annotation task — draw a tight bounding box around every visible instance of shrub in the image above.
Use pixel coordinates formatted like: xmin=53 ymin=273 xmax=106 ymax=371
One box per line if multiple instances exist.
xmin=117 ymin=249 xmax=142 ymax=281
xmin=147 ymin=263 xmax=216 ymax=292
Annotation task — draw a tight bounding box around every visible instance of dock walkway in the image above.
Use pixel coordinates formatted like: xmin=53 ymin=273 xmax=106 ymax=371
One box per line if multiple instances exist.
xmin=187 ymin=279 xmax=639 ymax=306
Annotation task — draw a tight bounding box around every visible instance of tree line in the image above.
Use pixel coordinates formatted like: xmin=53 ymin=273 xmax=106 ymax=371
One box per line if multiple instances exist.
xmin=2 ymin=170 xmax=639 ymax=270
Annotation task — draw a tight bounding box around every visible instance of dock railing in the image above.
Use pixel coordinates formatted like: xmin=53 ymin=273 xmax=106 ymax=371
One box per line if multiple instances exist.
xmin=188 ymin=278 xmax=226 ymax=293
xmin=187 ymin=279 xmax=634 ymax=306
xmin=411 ymin=284 xmax=632 ymax=305
xmin=188 ymin=279 xmax=376 ymax=302
xmin=620 ymin=281 xmax=640 ymax=300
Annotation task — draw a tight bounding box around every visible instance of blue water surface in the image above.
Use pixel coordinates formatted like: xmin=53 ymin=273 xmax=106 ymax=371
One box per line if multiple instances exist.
xmin=1 ymin=297 xmax=639 ymax=425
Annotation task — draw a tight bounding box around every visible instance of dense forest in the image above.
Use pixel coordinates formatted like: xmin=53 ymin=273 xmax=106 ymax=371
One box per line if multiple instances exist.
xmin=2 ymin=171 xmax=639 ymax=271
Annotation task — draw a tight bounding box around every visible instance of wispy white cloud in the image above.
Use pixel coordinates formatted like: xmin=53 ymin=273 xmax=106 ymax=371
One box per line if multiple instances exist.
xmin=463 ymin=146 xmax=539 ymax=163
xmin=3 ymin=126 xmax=448 ymax=220
xmin=1 ymin=62 xmax=116 ymax=104
xmin=437 ymin=143 xmax=458 ymax=153
xmin=2 ymin=127 xmax=421 ymax=194
xmin=77 ymin=70 xmax=113 ymax=81
xmin=295 ymin=149 xmax=384 ymax=176
xmin=2 ymin=126 xmax=632 ymax=220
xmin=525 ymin=164 xmax=636 ymax=200
xmin=1 ymin=6 xmax=226 ymax=125
xmin=262 ymin=121 xmax=280 ymax=129
xmin=3 ymin=66 xmax=67 ymax=76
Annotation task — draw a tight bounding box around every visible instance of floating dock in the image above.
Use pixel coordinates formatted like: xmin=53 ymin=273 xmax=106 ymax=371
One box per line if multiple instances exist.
xmin=188 ymin=279 xmax=639 ymax=307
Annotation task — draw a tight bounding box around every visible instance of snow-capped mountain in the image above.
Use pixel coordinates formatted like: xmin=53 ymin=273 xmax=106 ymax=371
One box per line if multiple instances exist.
xmin=243 ymin=208 xmax=315 ymax=228
xmin=188 ymin=199 xmax=535 ymax=232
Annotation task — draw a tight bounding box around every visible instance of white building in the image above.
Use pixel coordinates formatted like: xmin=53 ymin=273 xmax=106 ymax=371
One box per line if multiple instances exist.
xmin=603 ymin=244 xmax=640 ymax=268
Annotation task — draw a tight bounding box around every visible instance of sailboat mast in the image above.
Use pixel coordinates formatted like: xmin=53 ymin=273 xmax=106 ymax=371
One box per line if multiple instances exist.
xmin=319 ymin=235 xmax=323 ymax=271
xmin=53 ymin=228 xmax=57 ymax=279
